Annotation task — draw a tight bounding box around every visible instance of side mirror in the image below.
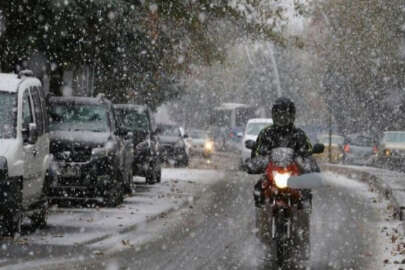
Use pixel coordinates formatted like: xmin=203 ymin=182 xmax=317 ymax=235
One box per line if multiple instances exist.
xmin=154 ymin=127 xmax=162 ymax=135
xmin=312 ymin=143 xmax=325 ymax=154
xmin=23 ymin=123 xmax=38 ymax=144
xmin=183 ymin=134 xmax=189 ymax=139
xmin=245 ymin=140 xmax=256 ymax=150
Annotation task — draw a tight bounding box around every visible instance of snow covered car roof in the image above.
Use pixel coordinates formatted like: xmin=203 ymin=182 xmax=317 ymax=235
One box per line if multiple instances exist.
xmin=247 ymin=118 xmax=273 ymax=124
xmin=113 ymin=104 xmax=148 ymax=113
xmin=0 ymin=73 xmax=40 ymax=93
xmin=49 ymin=95 xmax=112 ymax=106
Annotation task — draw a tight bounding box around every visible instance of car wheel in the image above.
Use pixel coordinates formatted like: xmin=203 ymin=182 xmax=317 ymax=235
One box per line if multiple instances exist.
xmin=105 ymin=173 xmax=124 ymax=207
xmin=3 ymin=210 xmax=22 ymax=237
xmin=31 ymin=201 xmax=49 ymax=229
xmin=146 ymin=171 xmax=156 ymax=185
xmin=124 ymin=170 xmax=134 ymax=195
xmin=156 ymin=167 xmax=162 ymax=183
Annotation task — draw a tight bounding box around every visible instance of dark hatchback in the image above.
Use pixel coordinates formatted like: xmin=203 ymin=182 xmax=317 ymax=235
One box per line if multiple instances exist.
xmin=47 ymin=96 xmax=134 ymax=206
xmin=114 ymin=104 xmax=162 ymax=184
xmin=342 ymin=133 xmax=376 ymax=165
xmin=158 ymin=124 xmax=190 ymax=167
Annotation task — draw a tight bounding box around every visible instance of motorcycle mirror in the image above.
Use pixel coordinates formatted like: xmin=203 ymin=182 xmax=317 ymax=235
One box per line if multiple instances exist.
xmin=312 ymin=143 xmax=325 ymax=154
xmin=245 ymin=140 xmax=256 ymax=150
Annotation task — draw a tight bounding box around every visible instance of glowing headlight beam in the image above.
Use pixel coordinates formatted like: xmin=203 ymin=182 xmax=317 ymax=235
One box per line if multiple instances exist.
xmin=273 ymin=171 xmax=291 ymax=189
xmin=204 ymin=141 xmax=214 ymax=151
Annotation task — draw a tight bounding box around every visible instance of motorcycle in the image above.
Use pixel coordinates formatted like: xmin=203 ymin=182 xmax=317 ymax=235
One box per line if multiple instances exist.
xmin=245 ymin=141 xmax=324 ymax=269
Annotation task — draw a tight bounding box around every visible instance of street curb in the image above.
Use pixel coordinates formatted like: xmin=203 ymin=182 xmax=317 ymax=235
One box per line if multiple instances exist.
xmin=321 ymin=164 xmax=402 ymax=222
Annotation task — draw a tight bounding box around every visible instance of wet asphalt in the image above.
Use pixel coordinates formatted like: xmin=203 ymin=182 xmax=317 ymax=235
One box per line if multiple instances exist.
xmin=50 ymin=156 xmax=385 ymax=270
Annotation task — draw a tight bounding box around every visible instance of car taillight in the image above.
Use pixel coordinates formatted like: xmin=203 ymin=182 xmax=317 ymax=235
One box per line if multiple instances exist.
xmin=373 ymin=146 xmax=378 ymax=154
xmin=344 ymin=144 xmax=350 ymax=153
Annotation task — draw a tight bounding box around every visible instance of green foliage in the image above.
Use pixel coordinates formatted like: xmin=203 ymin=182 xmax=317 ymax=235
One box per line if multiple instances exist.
xmin=0 ymin=0 xmax=286 ymax=109
xmin=310 ymin=0 xmax=405 ymax=134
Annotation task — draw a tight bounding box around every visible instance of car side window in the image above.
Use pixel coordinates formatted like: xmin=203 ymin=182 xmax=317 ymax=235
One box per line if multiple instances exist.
xmin=30 ymin=87 xmax=44 ymax=135
xmin=22 ymin=90 xmax=33 ymax=127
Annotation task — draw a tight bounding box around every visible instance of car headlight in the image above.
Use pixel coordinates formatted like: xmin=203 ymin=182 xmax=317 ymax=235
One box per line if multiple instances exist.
xmin=0 ymin=156 xmax=8 ymax=178
xmin=204 ymin=141 xmax=214 ymax=151
xmin=91 ymin=141 xmax=115 ymax=158
xmin=91 ymin=147 xmax=107 ymax=157
xmin=272 ymin=171 xmax=291 ymax=189
xmin=175 ymin=140 xmax=185 ymax=148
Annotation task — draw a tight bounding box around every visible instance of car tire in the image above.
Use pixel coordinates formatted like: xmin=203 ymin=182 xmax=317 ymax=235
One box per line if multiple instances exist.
xmin=2 ymin=180 xmax=23 ymax=237
xmin=146 ymin=171 xmax=156 ymax=185
xmin=156 ymin=167 xmax=162 ymax=183
xmin=31 ymin=201 xmax=49 ymax=229
xmin=3 ymin=210 xmax=22 ymax=237
xmin=105 ymin=172 xmax=124 ymax=207
xmin=124 ymin=170 xmax=134 ymax=195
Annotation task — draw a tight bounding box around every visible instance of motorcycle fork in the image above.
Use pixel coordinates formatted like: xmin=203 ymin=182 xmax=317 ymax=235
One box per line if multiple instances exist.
xmin=271 ymin=196 xmax=292 ymax=239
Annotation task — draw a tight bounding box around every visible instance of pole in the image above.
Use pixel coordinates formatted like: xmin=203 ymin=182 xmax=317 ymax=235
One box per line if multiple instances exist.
xmin=329 ymin=110 xmax=332 ymax=162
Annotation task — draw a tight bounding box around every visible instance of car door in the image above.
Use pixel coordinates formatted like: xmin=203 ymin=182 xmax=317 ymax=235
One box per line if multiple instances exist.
xmin=30 ymin=86 xmax=48 ymax=194
xmin=110 ymin=109 xmax=126 ymax=175
xmin=21 ymin=88 xmax=41 ymax=204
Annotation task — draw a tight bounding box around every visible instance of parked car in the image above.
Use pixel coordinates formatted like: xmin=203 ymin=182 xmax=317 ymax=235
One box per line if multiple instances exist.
xmin=0 ymin=71 xmax=52 ymax=236
xmin=342 ymin=133 xmax=376 ymax=165
xmin=114 ymin=104 xmax=161 ymax=184
xmin=240 ymin=118 xmax=273 ymax=167
xmin=158 ymin=124 xmax=190 ymax=166
xmin=188 ymin=129 xmax=215 ymax=158
xmin=375 ymin=131 xmax=405 ymax=169
xmin=314 ymin=134 xmax=345 ymax=163
xmin=47 ymin=95 xmax=133 ymax=206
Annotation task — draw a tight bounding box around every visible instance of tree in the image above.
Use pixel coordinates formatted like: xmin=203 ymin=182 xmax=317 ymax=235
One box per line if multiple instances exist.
xmin=307 ymin=0 xmax=405 ymax=135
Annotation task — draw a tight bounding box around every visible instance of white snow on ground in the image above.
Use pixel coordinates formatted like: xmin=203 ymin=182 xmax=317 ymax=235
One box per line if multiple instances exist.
xmin=323 ymin=166 xmax=405 ymax=269
xmin=162 ymin=168 xmax=225 ymax=184
xmin=0 ymin=168 xmax=224 ymax=270
xmin=287 ymin=171 xmax=367 ymax=190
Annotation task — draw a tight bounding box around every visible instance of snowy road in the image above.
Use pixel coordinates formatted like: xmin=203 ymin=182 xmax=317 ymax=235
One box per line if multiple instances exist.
xmin=0 ymin=154 xmax=402 ymax=270
xmin=36 ymin=169 xmax=401 ymax=269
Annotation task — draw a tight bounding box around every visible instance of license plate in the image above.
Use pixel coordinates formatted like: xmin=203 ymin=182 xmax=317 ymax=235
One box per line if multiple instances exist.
xmin=63 ymin=166 xmax=80 ymax=177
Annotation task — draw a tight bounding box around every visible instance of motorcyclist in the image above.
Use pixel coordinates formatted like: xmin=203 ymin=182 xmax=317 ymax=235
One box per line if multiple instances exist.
xmin=251 ymin=97 xmax=319 ymax=207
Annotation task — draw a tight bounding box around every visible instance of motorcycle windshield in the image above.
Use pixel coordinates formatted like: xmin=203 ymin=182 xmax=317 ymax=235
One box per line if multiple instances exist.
xmin=270 ymin=147 xmax=294 ymax=168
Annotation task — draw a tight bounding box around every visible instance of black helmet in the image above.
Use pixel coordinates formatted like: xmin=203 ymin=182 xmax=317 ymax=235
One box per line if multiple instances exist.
xmin=272 ymin=97 xmax=296 ymax=127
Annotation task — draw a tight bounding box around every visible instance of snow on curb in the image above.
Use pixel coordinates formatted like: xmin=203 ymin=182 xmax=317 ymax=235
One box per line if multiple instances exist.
xmin=322 ymin=164 xmax=400 ymax=219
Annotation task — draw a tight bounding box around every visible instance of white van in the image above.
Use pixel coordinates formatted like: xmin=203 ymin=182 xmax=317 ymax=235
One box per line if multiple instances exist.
xmin=240 ymin=118 xmax=273 ymax=167
xmin=0 ymin=71 xmax=51 ymax=236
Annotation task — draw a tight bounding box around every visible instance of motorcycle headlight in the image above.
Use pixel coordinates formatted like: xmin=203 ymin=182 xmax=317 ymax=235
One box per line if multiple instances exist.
xmin=384 ymin=149 xmax=391 ymax=156
xmin=204 ymin=141 xmax=214 ymax=151
xmin=272 ymin=171 xmax=291 ymax=189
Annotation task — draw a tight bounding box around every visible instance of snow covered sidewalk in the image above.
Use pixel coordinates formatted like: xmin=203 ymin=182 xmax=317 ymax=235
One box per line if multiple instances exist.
xmin=322 ymin=164 xmax=405 ymax=222
xmin=0 ymin=168 xmax=225 ymax=270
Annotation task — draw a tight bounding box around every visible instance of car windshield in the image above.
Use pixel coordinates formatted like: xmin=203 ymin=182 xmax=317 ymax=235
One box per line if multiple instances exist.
xmin=347 ymin=135 xmax=373 ymax=147
xmin=189 ymin=130 xmax=208 ymax=139
xmin=246 ymin=122 xmax=270 ymax=136
xmin=318 ymin=135 xmax=344 ymax=145
xmin=0 ymin=92 xmax=17 ymax=139
xmin=160 ymin=126 xmax=180 ymax=137
xmin=115 ymin=109 xmax=149 ymax=131
xmin=49 ymin=104 xmax=109 ymax=132
xmin=382 ymin=132 xmax=405 ymax=143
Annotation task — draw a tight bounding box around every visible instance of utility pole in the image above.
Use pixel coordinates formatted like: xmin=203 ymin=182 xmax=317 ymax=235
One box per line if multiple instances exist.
xmin=328 ymin=109 xmax=332 ymax=162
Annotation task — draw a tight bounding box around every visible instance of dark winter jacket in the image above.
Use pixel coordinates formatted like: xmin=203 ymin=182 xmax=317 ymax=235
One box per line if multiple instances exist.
xmin=252 ymin=124 xmax=313 ymax=159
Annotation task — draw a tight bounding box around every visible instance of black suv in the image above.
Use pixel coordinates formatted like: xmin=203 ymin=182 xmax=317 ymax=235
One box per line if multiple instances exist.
xmin=47 ymin=95 xmax=134 ymax=206
xmin=114 ymin=104 xmax=162 ymax=184
xmin=158 ymin=124 xmax=190 ymax=167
